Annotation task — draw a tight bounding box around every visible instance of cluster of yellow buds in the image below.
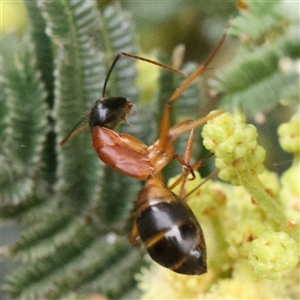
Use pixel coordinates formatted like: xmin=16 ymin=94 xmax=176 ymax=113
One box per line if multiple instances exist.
xmin=202 ymin=111 xmax=266 ymax=185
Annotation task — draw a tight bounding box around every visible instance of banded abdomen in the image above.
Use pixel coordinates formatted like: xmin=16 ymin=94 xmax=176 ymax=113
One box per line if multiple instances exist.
xmin=133 ymin=177 xmax=207 ymax=275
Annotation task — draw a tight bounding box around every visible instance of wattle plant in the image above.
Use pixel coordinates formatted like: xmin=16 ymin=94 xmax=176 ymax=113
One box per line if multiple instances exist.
xmin=1 ymin=0 xmax=299 ymax=299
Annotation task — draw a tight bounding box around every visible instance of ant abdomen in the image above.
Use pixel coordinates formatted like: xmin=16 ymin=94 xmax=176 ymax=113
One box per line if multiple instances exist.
xmin=134 ymin=178 xmax=207 ymax=275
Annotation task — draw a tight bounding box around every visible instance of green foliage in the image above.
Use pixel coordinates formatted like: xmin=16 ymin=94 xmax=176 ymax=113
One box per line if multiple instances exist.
xmin=1 ymin=1 xmax=144 ymax=299
xmin=1 ymin=33 xmax=48 ymax=215
xmin=212 ymin=0 xmax=300 ymax=114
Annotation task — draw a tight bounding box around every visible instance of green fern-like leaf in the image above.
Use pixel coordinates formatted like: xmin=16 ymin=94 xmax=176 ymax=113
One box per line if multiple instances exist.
xmin=24 ymin=0 xmax=57 ymax=186
xmin=212 ymin=0 xmax=300 ymax=114
xmin=1 ymin=34 xmax=48 ymax=217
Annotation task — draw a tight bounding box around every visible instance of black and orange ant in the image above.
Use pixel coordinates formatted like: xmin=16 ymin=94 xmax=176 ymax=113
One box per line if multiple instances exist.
xmin=61 ymin=31 xmax=226 ymax=275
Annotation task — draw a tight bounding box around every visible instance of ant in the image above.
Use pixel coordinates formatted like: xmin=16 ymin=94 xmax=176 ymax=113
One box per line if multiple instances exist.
xmin=60 ymin=31 xmax=227 ymax=275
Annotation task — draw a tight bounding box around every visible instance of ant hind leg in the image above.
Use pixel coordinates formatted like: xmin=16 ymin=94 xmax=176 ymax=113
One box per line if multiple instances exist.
xmin=170 ymin=128 xmax=196 ymax=198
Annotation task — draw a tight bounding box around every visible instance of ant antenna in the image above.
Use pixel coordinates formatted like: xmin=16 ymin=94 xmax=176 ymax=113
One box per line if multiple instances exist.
xmin=102 ymin=52 xmax=188 ymax=98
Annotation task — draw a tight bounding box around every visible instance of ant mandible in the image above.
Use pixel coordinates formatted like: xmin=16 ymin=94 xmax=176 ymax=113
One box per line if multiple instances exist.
xmin=61 ymin=31 xmax=227 ymax=275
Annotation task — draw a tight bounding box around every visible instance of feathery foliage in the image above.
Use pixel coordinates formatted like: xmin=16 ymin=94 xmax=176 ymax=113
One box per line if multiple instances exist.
xmin=212 ymin=0 xmax=299 ymax=114
xmin=1 ymin=1 xmax=144 ymax=299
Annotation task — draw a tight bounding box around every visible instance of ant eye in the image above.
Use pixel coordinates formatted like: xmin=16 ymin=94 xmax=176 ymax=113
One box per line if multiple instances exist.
xmin=89 ymin=97 xmax=132 ymax=130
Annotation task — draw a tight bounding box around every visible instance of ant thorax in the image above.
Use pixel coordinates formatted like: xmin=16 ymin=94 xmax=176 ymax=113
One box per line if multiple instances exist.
xmin=89 ymin=97 xmax=133 ymax=130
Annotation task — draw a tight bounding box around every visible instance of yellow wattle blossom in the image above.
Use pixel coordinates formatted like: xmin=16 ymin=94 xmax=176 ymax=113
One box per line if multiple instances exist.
xmin=203 ymin=262 xmax=300 ymax=299
xmin=278 ymin=112 xmax=300 ymax=156
xmin=249 ymin=231 xmax=298 ymax=280
xmin=202 ymin=111 xmax=266 ymax=186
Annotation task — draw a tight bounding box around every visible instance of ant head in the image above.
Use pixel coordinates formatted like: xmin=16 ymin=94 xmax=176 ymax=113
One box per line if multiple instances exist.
xmin=89 ymin=97 xmax=133 ymax=130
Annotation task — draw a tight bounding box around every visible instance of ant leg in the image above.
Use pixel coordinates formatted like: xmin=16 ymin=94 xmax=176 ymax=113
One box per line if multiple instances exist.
xmin=169 ymin=110 xmax=222 ymax=142
xmin=169 ymin=164 xmax=219 ymax=203
xmin=184 ymin=169 xmax=219 ymax=200
xmin=173 ymin=154 xmax=196 ymax=180
xmin=168 ymin=31 xmax=227 ymax=104
xmin=169 ymin=151 xmax=216 ymax=198
xmin=167 ymin=128 xmax=196 ymax=198
xmin=178 ymin=128 xmax=196 ymax=197
xmin=60 ymin=117 xmax=89 ymax=146
xmin=158 ymin=31 xmax=227 ymax=150
xmin=168 ymin=160 xmax=203 ymax=192
xmin=172 ymin=127 xmax=196 ymax=179
xmin=129 ymin=219 xmax=140 ymax=245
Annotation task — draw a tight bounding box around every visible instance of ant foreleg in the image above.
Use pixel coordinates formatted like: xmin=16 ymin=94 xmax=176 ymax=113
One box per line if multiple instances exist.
xmin=60 ymin=117 xmax=89 ymax=146
xmin=169 ymin=110 xmax=222 ymax=142
xmin=157 ymin=30 xmax=227 ymax=151
xmin=168 ymin=30 xmax=226 ymax=104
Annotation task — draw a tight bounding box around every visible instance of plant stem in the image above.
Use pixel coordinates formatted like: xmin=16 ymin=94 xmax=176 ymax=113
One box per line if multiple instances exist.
xmin=238 ymin=169 xmax=299 ymax=241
